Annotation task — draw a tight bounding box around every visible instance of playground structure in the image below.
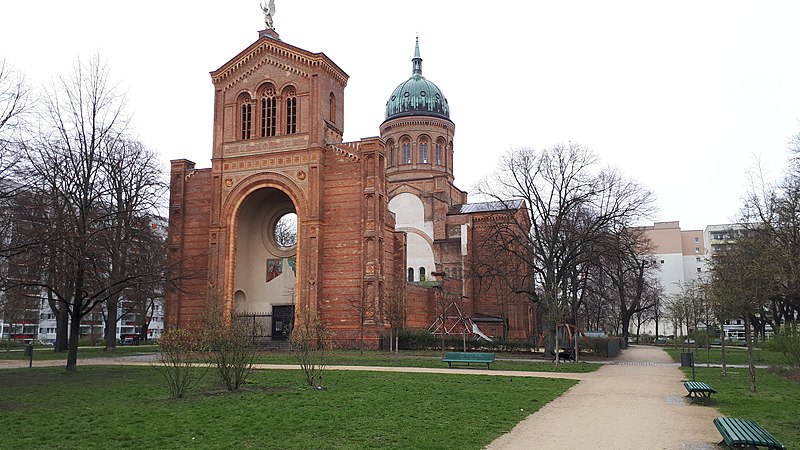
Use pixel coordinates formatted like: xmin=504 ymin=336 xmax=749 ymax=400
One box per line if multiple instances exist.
xmin=537 ymin=322 xmax=591 ymax=354
xmin=428 ymin=301 xmax=493 ymax=345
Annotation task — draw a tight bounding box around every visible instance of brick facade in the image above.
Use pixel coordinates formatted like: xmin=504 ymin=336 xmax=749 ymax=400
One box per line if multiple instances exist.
xmin=166 ymin=29 xmax=534 ymax=346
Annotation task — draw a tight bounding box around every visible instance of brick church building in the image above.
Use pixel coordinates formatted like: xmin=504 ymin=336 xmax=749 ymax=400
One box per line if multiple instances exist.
xmin=165 ymin=25 xmax=534 ymax=347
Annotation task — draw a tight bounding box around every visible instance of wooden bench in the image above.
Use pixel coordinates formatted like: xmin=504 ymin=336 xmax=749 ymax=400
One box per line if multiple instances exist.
xmin=714 ymin=417 xmax=786 ymax=449
xmin=684 ymin=381 xmax=717 ymax=399
xmin=442 ymin=352 xmax=495 ymax=369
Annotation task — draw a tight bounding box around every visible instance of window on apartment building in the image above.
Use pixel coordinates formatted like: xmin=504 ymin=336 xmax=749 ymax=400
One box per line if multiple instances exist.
xmin=694 ymin=237 xmax=700 ymax=243
xmin=695 ymin=247 xmax=700 ymax=253
xmin=697 ymin=267 xmax=702 ymax=273
xmin=660 ymin=259 xmax=665 ymax=264
xmin=696 ymin=257 xmax=701 ymax=262
xmin=407 ymin=267 xmax=414 ymax=282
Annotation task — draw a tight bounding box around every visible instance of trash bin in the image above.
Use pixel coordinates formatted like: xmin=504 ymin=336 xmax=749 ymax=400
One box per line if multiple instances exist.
xmin=680 ymin=352 xmax=693 ymax=367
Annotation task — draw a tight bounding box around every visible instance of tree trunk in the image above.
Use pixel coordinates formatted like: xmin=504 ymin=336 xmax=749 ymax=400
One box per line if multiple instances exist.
xmin=720 ymin=325 xmax=727 ymax=377
xmin=553 ymin=324 xmax=560 ymax=370
xmin=105 ymin=295 xmax=118 ymax=352
xmin=744 ymin=315 xmax=757 ymax=393
xmin=55 ymin=304 xmax=69 ymax=352
xmin=66 ymin=308 xmax=82 ymax=372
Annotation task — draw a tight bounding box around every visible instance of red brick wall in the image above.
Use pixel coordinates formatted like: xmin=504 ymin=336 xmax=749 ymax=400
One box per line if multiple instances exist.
xmin=166 ymin=163 xmax=212 ymax=328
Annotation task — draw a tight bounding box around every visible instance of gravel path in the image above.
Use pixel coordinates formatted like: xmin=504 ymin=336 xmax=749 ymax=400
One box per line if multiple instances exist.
xmin=486 ymin=345 xmax=722 ymax=450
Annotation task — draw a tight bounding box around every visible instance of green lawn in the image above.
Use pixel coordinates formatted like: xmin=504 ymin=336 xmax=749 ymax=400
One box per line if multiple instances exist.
xmin=2 ymin=344 xmax=159 ymax=360
xmin=0 ymin=366 xmax=576 ymax=449
xmin=681 ymin=367 xmax=800 ymax=449
xmin=6 ymin=347 xmax=599 ymax=373
xmin=252 ymin=350 xmax=599 ymax=373
xmin=663 ymin=346 xmax=787 ymax=366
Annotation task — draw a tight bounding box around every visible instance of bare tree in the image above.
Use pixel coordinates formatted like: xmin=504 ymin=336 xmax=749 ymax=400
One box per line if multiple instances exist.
xmin=19 ymin=55 xmax=143 ymax=371
xmin=99 ymin=138 xmax=166 ymax=351
xmin=0 ymin=59 xmax=32 ymax=262
xmin=475 ymin=144 xmax=656 ymax=364
xmin=347 ymin=290 xmax=374 ymax=355
xmin=709 ymin=229 xmax=778 ymax=392
xmin=383 ymin=283 xmax=406 ymax=353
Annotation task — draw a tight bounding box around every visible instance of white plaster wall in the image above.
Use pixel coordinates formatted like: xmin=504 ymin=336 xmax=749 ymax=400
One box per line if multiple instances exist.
xmin=656 ymin=252 xmax=686 ymax=297
xmin=234 ymin=190 xmax=296 ymax=314
xmin=389 ymin=193 xmax=435 ymax=280
xmin=388 ymin=193 xmax=433 ymax=240
xmin=407 ymin=233 xmax=435 ymax=281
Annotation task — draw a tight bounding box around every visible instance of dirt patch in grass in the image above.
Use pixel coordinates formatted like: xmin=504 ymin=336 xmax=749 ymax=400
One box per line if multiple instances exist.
xmin=768 ymin=365 xmax=800 ymax=382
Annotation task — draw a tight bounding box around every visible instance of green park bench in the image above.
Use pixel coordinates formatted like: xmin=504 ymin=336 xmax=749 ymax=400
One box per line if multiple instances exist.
xmin=713 ymin=417 xmax=786 ymax=449
xmin=684 ymin=381 xmax=717 ymax=400
xmin=442 ymin=351 xmax=495 ymax=369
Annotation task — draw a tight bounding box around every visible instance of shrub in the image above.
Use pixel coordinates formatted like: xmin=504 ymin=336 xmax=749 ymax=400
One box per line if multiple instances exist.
xmin=206 ymin=318 xmax=259 ymax=392
xmin=291 ymin=309 xmax=329 ymax=388
xmin=771 ymin=322 xmax=800 ymax=367
xmin=153 ymin=327 xmax=208 ymax=399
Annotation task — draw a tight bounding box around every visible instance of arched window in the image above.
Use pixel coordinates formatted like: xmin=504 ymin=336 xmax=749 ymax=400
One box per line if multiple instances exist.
xmin=329 ymin=93 xmax=336 ymax=122
xmin=285 ymin=89 xmax=297 ymax=134
xmin=419 ymin=140 xmax=428 ymax=164
xmin=240 ymin=97 xmax=252 ymax=140
xmin=261 ymin=87 xmax=277 ymax=137
xmin=386 ymin=141 xmax=395 ymax=167
xmin=436 ymin=141 xmax=443 ymax=165
xmin=401 ymin=140 xmax=411 ymax=164
xmin=407 ymin=267 xmax=414 ymax=282
xmin=419 ymin=267 xmax=426 ymax=281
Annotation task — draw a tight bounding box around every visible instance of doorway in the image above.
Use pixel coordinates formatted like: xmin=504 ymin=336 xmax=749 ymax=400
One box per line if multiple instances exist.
xmin=271 ymin=305 xmax=294 ymax=340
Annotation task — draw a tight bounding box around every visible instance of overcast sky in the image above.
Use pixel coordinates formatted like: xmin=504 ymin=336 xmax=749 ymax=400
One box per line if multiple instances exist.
xmin=3 ymin=1 xmax=800 ymax=230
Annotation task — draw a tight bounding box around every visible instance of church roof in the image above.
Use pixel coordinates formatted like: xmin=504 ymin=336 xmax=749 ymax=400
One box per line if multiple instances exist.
xmin=448 ymin=200 xmax=524 ymax=215
xmin=384 ymin=38 xmax=450 ymax=122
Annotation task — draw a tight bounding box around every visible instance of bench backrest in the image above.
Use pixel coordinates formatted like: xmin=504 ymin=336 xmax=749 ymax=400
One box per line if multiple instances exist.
xmin=443 ymin=352 xmax=495 ymax=361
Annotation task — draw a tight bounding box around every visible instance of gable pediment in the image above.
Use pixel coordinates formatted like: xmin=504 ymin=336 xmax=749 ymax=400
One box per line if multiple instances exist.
xmin=210 ymin=36 xmax=349 ymax=92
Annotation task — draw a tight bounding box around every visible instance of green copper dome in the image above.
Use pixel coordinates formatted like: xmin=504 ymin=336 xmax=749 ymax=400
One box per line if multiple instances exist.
xmin=384 ymin=38 xmax=450 ymax=121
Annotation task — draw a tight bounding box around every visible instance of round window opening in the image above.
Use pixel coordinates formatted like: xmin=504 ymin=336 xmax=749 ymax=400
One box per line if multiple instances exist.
xmin=274 ymin=212 xmax=298 ymax=248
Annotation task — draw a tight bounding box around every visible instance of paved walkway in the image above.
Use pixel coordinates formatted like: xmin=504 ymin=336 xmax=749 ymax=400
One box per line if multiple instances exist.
xmin=487 ymin=345 xmax=721 ymax=450
xmin=2 ymin=346 xmax=724 ymax=449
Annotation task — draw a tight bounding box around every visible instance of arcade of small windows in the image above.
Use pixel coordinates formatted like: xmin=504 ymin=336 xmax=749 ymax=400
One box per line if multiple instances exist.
xmin=406 ymin=267 xmax=428 ymax=282
xmin=386 ymin=138 xmax=448 ymax=167
xmin=238 ymin=86 xmax=299 ymax=140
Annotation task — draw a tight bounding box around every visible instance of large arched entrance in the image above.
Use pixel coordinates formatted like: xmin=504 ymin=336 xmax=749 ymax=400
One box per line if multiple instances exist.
xmin=233 ymin=187 xmax=298 ymax=340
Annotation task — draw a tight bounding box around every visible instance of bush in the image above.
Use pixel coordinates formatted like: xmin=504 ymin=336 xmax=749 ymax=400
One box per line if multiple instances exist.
xmin=393 ymin=329 xmax=533 ymax=352
xmin=771 ymin=322 xmax=800 ymax=367
xmin=291 ymin=310 xmax=329 ymax=388
xmin=206 ymin=318 xmax=259 ymax=392
xmin=153 ymin=328 xmax=208 ymax=399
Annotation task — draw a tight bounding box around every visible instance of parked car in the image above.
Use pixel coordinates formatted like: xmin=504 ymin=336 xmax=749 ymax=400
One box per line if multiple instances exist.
xmin=119 ymin=336 xmax=140 ymax=345
xmin=653 ymin=337 xmax=668 ymax=345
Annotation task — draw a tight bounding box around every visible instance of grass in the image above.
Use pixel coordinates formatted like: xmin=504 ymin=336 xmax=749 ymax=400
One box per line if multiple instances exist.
xmin=252 ymin=349 xmax=600 ymax=373
xmin=2 ymin=344 xmax=159 ymax=360
xmin=680 ymin=367 xmax=800 ymax=449
xmin=5 ymin=346 xmax=600 ymax=373
xmin=0 ymin=365 xmax=576 ymax=449
xmin=663 ymin=346 xmax=788 ymax=366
